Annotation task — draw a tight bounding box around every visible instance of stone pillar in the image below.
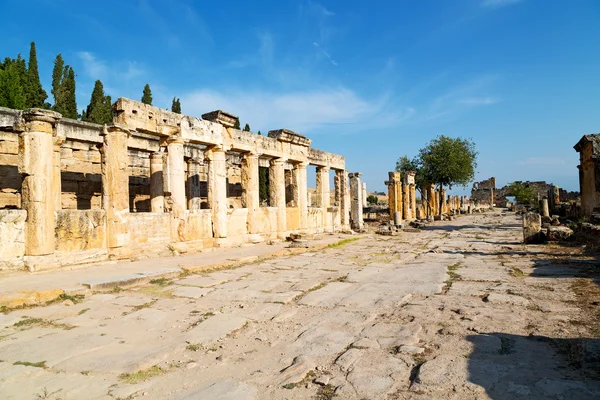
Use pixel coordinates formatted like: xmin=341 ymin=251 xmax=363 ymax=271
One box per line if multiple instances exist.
xmin=315 ymin=166 xmax=330 ymax=209
xmin=386 ymin=172 xmax=402 ymax=221
xmin=410 ymin=184 xmax=417 ymax=219
xmin=362 ymin=182 xmax=368 ymax=207
xmin=101 ymin=124 xmax=130 ymax=257
xmin=270 ymin=158 xmax=286 ymax=237
xmin=349 ymin=172 xmax=364 ymax=231
xmin=206 ymin=146 xmax=228 ymax=238
xmin=52 ymin=135 xmax=65 ymax=210
xmin=337 ymin=169 xmax=350 ymax=230
xmin=19 ymin=109 xmax=61 ymax=256
xmin=426 ymin=184 xmax=435 ymax=219
xmin=523 ymin=212 xmax=543 ymax=244
xmin=293 ymin=162 xmax=308 ymax=230
xmin=539 ymin=198 xmax=550 ymax=217
xmin=241 ymin=152 xmax=260 ymax=233
xmin=402 ymin=183 xmax=410 ymax=220
xmin=167 ymin=137 xmax=186 ymax=213
xmin=441 ymin=189 xmax=447 ymax=215
xmin=150 ymin=151 xmax=164 ymax=213
xmin=187 ymin=159 xmax=202 ymax=210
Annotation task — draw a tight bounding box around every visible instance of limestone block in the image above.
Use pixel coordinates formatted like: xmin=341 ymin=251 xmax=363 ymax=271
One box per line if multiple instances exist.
xmin=523 ymin=212 xmax=544 ymax=244
xmin=55 ymin=210 xmax=107 ymax=251
xmin=0 ymin=140 xmax=18 ymax=154
xmin=546 ymin=226 xmax=573 ymax=242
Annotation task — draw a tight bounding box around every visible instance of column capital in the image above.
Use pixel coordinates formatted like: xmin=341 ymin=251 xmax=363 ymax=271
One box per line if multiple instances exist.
xmin=270 ymin=158 xmax=286 ymax=166
xmin=317 ymin=165 xmax=330 ymax=172
xmin=294 ymin=161 xmax=309 ymax=170
xmin=103 ymin=123 xmax=131 ymax=136
xmin=164 ymin=136 xmax=186 ymax=145
xmin=348 ymin=172 xmax=362 ymax=179
xmin=150 ymin=150 xmax=165 ymax=160
xmin=22 ymin=108 xmax=61 ymax=134
xmin=242 ymin=151 xmax=259 ymax=159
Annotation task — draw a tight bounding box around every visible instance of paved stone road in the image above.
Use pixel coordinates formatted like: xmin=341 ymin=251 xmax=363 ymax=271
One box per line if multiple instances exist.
xmin=1 ymin=211 xmax=599 ymax=399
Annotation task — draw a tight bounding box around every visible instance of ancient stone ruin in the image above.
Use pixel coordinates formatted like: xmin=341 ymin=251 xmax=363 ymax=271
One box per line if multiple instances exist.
xmin=574 ymin=134 xmax=600 ymax=218
xmin=0 ymin=99 xmax=364 ymax=272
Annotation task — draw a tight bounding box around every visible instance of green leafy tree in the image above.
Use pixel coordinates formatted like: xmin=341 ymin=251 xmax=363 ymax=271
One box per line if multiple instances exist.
xmin=417 ymin=135 xmax=478 ymax=213
xmin=243 ymin=123 xmax=251 ymax=132
xmin=83 ymin=80 xmax=112 ymax=124
xmin=507 ymin=182 xmax=535 ymax=205
xmin=51 ymin=54 xmax=65 ymax=112
xmin=25 ymin=42 xmax=47 ymax=108
xmin=257 ymin=130 xmax=262 ymax=136
xmin=0 ymin=56 xmax=27 ymax=109
xmin=367 ymin=195 xmax=379 ymax=205
xmin=233 ymin=118 xmax=241 ymax=130
xmin=141 ymin=84 xmax=152 ymax=105
xmin=171 ymin=97 xmax=181 ymax=113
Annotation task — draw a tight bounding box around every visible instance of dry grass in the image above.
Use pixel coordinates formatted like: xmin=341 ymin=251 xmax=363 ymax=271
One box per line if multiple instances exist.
xmin=119 ymin=365 xmax=167 ymax=384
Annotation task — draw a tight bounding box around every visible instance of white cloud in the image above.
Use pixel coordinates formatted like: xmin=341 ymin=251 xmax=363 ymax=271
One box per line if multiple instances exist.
xmin=313 ymin=42 xmax=338 ymax=66
xmin=78 ymin=52 xmax=107 ymax=80
xmin=181 ymin=88 xmax=411 ymax=134
xmin=482 ymin=0 xmax=523 ymax=8
xmin=517 ymin=157 xmax=566 ymax=166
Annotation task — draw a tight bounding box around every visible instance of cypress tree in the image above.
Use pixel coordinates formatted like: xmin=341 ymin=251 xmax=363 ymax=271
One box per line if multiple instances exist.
xmin=171 ymin=97 xmax=181 ymax=113
xmin=257 ymin=130 xmax=262 ymax=136
xmin=61 ymin=66 xmax=78 ymax=119
xmin=25 ymin=42 xmax=47 ymax=108
xmin=141 ymin=84 xmax=152 ymax=105
xmin=0 ymin=57 xmax=26 ymax=109
xmin=243 ymin=123 xmax=251 ymax=132
xmin=51 ymin=54 xmax=64 ymax=112
xmin=233 ymin=118 xmax=240 ymax=130
xmin=83 ymin=80 xmax=112 ymax=124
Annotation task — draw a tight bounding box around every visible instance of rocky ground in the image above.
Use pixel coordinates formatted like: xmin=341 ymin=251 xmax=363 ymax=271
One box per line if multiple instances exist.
xmin=1 ymin=210 xmax=599 ymax=399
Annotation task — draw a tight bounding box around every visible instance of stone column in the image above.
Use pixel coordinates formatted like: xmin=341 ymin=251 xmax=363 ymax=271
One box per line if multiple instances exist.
xmin=206 ymin=146 xmax=228 ymax=238
xmin=386 ymin=172 xmax=402 ymax=221
xmin=19 ymin=109 xmax=61 ymax=256
xmin=270 ymin=158 xmax=286 ymax=237
xmin=187 ymin=159 xmax=203 ymax=210
xmin=52 ymin=135 xmax=65 ymax=210
xmin=150 ymin=151 xmax=164 ymax=213
xmin=434 ymin=190 xmax=440 ymax=216
xmin=337 ymin=169 xmax=350 ymax=230
xmin=241 ymin=152 xmax=260 ymax=233
xmin=426 ymin=184 xmax=435 ymax=219
xmin=362 ymin=182 xmax=368 ymax=207
xmin=293 ymin=162 xmax=308 ymax=230
xmin=315 ymin=166 xmax=330 ymax=209
xmin=441 ymin=189 xmax=447 ymax=215
xmin=166 ymin=137 xmax=186 ymax=213
xmin=101 ymin=124 xmax=130 ymax=257
xmin=539 ymin=199 xmax=550 ymax=217
xmin=410 ymin=184 xmax=417 ymax=219
xmin=349 ymin=172 xmax=364 ymax=231
xmin=402 ymin=183 xmax=410 ymax=220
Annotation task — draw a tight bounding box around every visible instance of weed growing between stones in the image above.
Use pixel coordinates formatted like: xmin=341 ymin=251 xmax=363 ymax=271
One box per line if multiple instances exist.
xmin=510 ymin=267 xmax=525 ymax=277
xmin=119 ymin=365 xmax=166 ymax=384
xmin=149 ymin=278 xmax=172 ymax=287
xmin=327 ymin=238 xmax=360 ymax=249
xmin=14 ymin=360 xmax=46 ymax=368
xmin=77 ymin=308 xmax=90 ymax=315
xmin=13 ymin=317 xmax=75 ymax=330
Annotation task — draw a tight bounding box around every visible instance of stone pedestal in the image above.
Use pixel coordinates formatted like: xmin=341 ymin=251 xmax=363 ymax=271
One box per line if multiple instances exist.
xmin=270 ymin=159 xmax=286 ymax=237
xmin=19 ymin=109 xmax=61 ymax=256
xmin=207 ymin=146 xmax=227 ymax=238
xmin=101 ymin=124 xmax=131 ymax=257
xmin=523 ymin=212 xmax=544 ymax=244
xmin=539 ymin=198 xmax=550 ymax=217
xmin=315 ymin=166 xmax=330 ymax=209
xmin=167 ymin=137 xmax=186 ymax=213
xmin=349 ymin=172 xmax=364 ymax=231
xmin=241 ymin=152 xmax=260 ymax=233
xmin=150 ymin=151 xmax=164 ymax=213
xmin=294 ymin=162 xmax=308 ymax=230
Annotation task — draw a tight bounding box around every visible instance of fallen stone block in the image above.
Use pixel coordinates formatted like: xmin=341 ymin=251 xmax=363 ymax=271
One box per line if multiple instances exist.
xmin=546 ymin=226 xmax=573 ymax=241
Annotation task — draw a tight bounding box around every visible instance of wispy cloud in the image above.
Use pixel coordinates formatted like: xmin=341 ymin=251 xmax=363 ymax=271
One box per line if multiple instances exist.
xmin=458 ymin=97 xmax=500 ymax=105
xmin=78 ymin=52 xmax=107 ymax=80
xmin=481 ymin=0 xmax=523 ymax=8
xmin=181 ymin=88 xmax=411 ymax=134
xmin=78 ymin=52 xmax=146 ymax=83
xmin=313 ymin=42 xmax=338 ymax=66
xmin=517 ymin=157 xmax=566 ymax=166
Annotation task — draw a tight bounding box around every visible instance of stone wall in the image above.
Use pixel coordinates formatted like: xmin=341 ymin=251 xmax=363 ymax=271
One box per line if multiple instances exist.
xmin=55 ymin=210 xmax=106 ymax=252
xmin=0 ymin=131 xmax=21 ymax=209
xmin=0 ymin=210 xmax=25 ymax=270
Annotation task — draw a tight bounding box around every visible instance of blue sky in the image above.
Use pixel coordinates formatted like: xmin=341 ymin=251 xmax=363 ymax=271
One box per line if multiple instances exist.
xmin=2 ymin=0 xmax=599 ymax=194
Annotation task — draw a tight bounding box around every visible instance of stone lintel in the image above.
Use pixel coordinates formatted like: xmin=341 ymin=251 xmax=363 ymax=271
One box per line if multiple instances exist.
xmin=268 ymin=129 xmax=312 ymax=147
xmin=201 ymin=110 xmax=238 ymax=128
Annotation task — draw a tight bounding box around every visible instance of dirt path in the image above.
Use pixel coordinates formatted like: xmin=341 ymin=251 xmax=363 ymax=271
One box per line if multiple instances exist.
xmin=1 ymin=211 xmax=599 ymax=399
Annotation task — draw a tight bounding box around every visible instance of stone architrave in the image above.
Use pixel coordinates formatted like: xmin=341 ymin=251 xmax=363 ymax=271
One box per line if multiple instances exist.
xmin=293 ymin=162 xmax=308 ymax=230
xmin=19 ymin=109 xmax=61 ymax=256
xmin=187 ymin=159 xmax=202 ymax=210
xmin=206 ymin=146 xmax=228 ymax=238
xmin=100 ymin=124 xmax=131 ymax=257
xmin=150 ymin=151 xmax=165 ymax=213
xmin=166 ymin=137 xmax=186 ymax=214
xmin=270 ymin=158 xmax=287 ymax=237
xmin=241 ymin=152 xmax=260 ymax=233
xmin=349 ymin=172 xmax=364 ymax=231
xmin=337 ymin=169 xmax=350 ymax=230
xmin=315 ymin=166 xmax=330 ymax=209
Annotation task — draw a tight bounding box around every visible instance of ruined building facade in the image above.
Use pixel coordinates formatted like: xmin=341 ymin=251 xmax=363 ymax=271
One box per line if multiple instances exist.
xmin=0 ymin=99 xmax=361 ymax=272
